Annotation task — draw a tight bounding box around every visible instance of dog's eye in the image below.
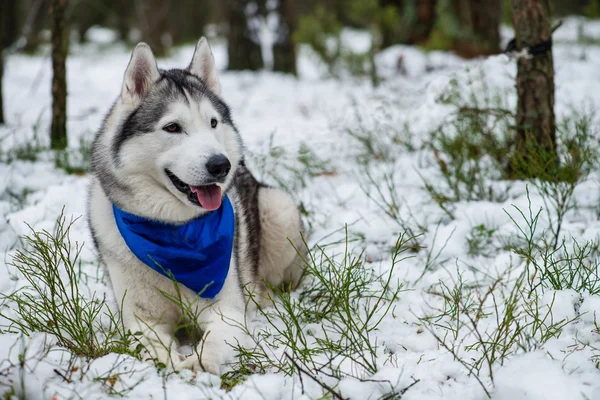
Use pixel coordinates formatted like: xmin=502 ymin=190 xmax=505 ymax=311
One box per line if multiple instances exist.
xmin=210 ymin=118 xmax=218 ymax=129
xmin=163 ymin=123 xmax=182 ymax=133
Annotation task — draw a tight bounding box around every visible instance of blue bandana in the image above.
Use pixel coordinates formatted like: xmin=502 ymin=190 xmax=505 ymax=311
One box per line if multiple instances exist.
xmin=112 ymin=196 xmax=235 ymax=299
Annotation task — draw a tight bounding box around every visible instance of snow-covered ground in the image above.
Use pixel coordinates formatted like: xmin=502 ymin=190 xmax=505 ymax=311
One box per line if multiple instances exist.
xmin=1 ymin=18 xmax=600 ymax=399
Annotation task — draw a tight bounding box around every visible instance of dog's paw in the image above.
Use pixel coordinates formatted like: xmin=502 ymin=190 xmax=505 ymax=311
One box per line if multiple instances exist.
xmin=143 ymin=346 xmax=185 ymax=370
xmin=176 ymin=327 xmax=247 ymax=374
xmin=176 ymin=346 xmax=224 ymax=375
xmin=175 ymin=354 xmax=201 ymax=373
xmin=176 ymin=336 xmax=236 ymax=375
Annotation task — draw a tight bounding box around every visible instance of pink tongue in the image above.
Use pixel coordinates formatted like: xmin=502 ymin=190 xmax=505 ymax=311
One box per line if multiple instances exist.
xmin=190 ymin=185 xmax=222 ymax=211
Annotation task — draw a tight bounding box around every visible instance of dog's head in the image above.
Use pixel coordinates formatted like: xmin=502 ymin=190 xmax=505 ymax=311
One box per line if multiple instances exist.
xmin=92 ymin=38 xmax=242 ymax=222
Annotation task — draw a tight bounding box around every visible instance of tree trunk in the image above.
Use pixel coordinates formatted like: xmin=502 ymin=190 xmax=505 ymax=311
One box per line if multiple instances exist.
xmin=227 ymin=0 xmax=264 ymax=71
xmin=273 ymin=0 xmax=297 ymax=75
xmin=509 ymin=0 xmax=556 ymax=177
xmin=170 ymin=0 xmax=211 ymax=45
xmin=451 ymin=0 xmax=501 ymax=58
xmin=50 ymin=0 xmax=68 ymax=150
xmin=379 ymin=0 xmax=437 ymax=47
xmin=1 ymin=0 xmax=18 ymax=49
xmin=0 ymin=52 xmax=4 ymax=125
xmin=23 ymin=0 xmax=48 ymax=53
xmin=410 ymin=0 xmax=437 ymax=44
xmin=116 ymin=0 xmax=134 ymax=42
xmin=0 ymin=2 xmax=4 ymax=125
xmin=0 ymin=0 xmax=18 ymax=124
xmin=135 ymin=0 xmax=171 ymax=57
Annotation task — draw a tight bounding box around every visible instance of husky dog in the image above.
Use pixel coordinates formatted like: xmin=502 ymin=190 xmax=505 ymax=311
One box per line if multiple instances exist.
xmin=88 ymin=38 xmax=304 ymax=374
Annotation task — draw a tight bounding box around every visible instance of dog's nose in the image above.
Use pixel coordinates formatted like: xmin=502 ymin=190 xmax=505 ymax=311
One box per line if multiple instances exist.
xmin=206 ymin=154 xmax=231 ymax=180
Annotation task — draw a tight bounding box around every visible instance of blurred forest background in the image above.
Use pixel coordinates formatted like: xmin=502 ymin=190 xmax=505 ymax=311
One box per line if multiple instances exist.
xmin=2 ymin=0 xmax=599 ymax=71
xmin=0 ymin=0 xmax=597 ymax=167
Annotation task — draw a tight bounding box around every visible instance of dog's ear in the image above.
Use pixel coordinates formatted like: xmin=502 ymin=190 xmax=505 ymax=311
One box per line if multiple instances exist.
xmin=187 ymin=37 xmax=221 ymax=95
xmin=121 ymin=43 xmax=160 ymax=103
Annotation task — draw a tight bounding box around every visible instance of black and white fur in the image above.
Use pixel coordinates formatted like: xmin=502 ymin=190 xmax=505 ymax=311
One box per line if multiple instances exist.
xmin=88 ymin=38 xmax=304 ymax=374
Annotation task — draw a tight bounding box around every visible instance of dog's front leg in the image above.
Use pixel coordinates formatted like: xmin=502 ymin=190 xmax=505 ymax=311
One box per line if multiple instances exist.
xmin=133 ymin=320 xmax=183 ymax=368
xmin=110 ymin=267 xmax=184 ymax=369
xmin=189 ymin=305 xmax=248 ymax=374
xmin=177 ymin=304 xmax=247 ymax=375
xmin=176 ymin=263 xmax=249 ymax=375
xmin=119 ymin=295 xmax=184 ymax=369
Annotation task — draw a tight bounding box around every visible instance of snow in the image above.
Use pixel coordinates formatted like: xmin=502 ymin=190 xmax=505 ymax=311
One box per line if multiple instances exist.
xmin=581 ymin=295 xmax=600 ymax=324
xmin=493 ymin=351 xmax=589 ymax=400
xmin=84 ymin=27 xmax=119 ymax=44
xmin=1 ymin=17 xmax=600 ymax=399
